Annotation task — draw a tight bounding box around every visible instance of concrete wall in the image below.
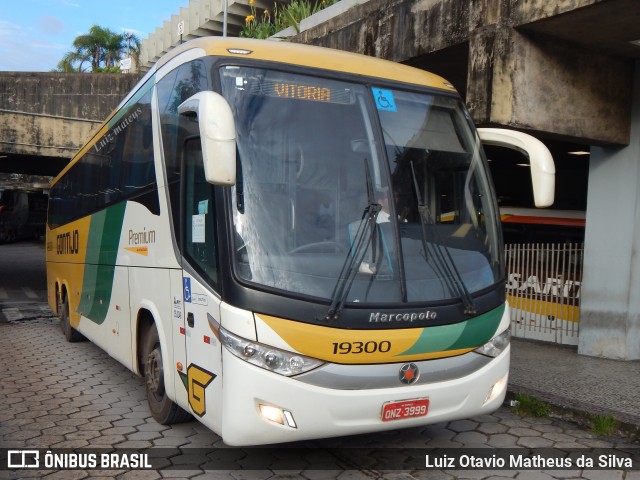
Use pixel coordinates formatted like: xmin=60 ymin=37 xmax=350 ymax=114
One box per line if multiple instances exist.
xmin=579 ymin=60 xmax=640 ymax=360
xmin=293 ymin=0 xmax=470 ymax=63
xmin=0 ymin=73 xmax=141 ymax=159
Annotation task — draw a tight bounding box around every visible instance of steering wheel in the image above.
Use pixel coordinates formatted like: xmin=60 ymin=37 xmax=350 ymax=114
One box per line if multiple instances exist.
xmin=289 ymin=241 xmax=346 ymax=254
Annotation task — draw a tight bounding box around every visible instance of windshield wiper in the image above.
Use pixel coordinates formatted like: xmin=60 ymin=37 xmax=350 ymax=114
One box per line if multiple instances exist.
xmin=409 ymin=161 xmax=477 ymax=315
xmin=323 ymin=159 xmax=381 ymax=321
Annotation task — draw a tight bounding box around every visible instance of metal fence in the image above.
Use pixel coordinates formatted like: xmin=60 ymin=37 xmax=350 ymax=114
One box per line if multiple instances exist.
xmin=504 ymin=243 xmax=584 ymax=345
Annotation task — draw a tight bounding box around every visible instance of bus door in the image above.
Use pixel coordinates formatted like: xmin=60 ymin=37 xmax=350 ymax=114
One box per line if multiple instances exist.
xmin=179 ymin=138 xmax=224 ymax=427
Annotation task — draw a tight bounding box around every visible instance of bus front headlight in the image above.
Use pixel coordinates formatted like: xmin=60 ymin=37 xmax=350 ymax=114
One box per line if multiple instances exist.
xmin=220 ymin=328 xmax=324 ymax=376
xmin=474 ymin=329 xmax=510 ymax=358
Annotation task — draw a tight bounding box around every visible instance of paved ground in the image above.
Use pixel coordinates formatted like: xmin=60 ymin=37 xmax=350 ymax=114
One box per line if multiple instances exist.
xmin=0 ymin=240 xmax=47 ymax=305
xmin=510 ymin=338 xmax=640 ymax=431
xmin=1 ymin=240 xmax=639 ymax=478
xmin=1 ymin=314 xmax=639 ymax=479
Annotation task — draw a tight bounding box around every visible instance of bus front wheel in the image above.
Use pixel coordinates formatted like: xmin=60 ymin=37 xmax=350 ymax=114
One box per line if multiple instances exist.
xmin=59 ymin=296 xmax=84 ymax=342
xmin=143 ymin=324 xmax=192 ymax=425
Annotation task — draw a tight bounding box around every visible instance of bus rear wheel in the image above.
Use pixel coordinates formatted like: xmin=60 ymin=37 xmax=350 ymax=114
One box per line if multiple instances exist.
xmin=59 ymin=296 xmax=84 ymax=342
xmin=143 ymin=324 xmax=192 ymax=425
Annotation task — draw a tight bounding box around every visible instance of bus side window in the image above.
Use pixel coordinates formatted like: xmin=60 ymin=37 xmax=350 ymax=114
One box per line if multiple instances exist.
xmin=182 ymin=138 xmax=219 ymax=288
xmin=157 ymin=59 xmax=212 ymax=249
xmin=120 ymin=99 xmax=155 ymax=197
xmin=159 ymin=60 xmax=210 ymax=178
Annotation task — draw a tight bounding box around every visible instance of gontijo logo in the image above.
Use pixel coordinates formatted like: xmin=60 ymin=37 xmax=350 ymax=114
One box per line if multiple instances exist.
xmin=56 ymin=230 xmax=79 ymax=255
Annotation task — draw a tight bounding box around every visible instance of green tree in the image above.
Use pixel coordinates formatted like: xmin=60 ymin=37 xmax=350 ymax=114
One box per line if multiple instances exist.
xmin=122 ymin=32 xmax=142 ymax=69
xmin=54 ymin=25 xmax=141 ymax=73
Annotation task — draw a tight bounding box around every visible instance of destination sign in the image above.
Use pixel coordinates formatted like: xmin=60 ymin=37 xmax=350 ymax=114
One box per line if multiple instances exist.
xmin=239 ymin=77 xmax=354 ymax=105
xmin=272 ymin=82 xmax=331 ymax=102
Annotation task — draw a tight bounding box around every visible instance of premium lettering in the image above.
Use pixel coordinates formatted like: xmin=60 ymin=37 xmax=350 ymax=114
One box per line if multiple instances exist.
xmin=129 ymin=227 xmax=156 ymax=246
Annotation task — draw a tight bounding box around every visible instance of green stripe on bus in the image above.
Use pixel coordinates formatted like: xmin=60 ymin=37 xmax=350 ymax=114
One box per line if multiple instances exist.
xmin=398 ymin=304 xmax=505 ymax=356
xmin=78 ymin=202 xmax=127 ymax=325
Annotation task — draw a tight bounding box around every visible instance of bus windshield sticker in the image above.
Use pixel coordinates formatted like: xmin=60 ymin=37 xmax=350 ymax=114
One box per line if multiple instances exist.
xmin=198 ymin=200 xmax=208 ymax=215
xmin=372 ymin=88 xmax=397 ymax=112
xmin=192 ymin=214 xmax=205 ymax=243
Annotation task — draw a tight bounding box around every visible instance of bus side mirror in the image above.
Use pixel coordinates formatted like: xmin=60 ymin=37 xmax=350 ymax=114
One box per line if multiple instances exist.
xmin=178 ymin=91 xmax=237 ymax=186
xmin=477 ymin=128 xmax=555 ymax=208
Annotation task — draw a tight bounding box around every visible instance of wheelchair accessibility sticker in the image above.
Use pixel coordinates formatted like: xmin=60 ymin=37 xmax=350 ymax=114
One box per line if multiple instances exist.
xmin=183 ymin=277 xmax=191 ymax=303
xmin=372 ymin=88 xmax=397 ymax=112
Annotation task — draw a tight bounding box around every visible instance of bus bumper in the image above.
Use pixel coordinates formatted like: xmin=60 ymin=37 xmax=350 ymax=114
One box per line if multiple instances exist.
xmin=218 ymin=346 xmax=510 ymax=446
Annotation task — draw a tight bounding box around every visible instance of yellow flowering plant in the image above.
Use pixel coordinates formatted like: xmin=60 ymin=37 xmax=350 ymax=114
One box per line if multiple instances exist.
xmin=240 ymin=0 xmax=336 ymax=39
xmin=240 ymin=1 xmax=282 ymax=39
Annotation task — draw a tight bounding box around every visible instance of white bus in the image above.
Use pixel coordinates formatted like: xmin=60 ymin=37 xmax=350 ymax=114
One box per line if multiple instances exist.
xmin=46 ymin=37 xmax=554 ymax=446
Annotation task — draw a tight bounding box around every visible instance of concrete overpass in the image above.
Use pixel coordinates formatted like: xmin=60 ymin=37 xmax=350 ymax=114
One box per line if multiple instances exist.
xmin=139 ymin=0 xmax=292 ymax=71
xmin=0 ymin=72 xmax=140 ymax=187
xmin=295 ymin=0 xmax=638 ymax=146
xmin=140 ymin=0 xmax=639 ymax=147
xmin=4 ymin=0 xmax=636 ymax=178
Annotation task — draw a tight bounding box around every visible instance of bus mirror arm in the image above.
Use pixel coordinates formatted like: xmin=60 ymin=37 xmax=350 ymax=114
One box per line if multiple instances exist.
xmin=178 ymin=91 xmax=237 ymax=186
xmin=477 ymin=128 xmax=555 ymax=208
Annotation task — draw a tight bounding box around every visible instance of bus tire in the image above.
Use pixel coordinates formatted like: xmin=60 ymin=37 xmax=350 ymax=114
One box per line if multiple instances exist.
xmin=143 ymin=324 xmax=192 ymax=425
xmin=60 ymin=296 xmax=85 ymax=342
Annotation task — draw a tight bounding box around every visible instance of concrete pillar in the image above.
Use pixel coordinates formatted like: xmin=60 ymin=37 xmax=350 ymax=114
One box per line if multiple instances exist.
xmin=578 ymin=60 xmax=640 ymax=360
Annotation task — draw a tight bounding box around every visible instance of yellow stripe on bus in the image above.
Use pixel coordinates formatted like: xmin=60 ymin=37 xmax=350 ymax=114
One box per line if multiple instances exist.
xmin=507 ymin=295 xmax=580 ymax=323
xmin=124 ymin=246 xmax=148 ymax=256
xmin=256 ymin=314 xmax=478 ymax=364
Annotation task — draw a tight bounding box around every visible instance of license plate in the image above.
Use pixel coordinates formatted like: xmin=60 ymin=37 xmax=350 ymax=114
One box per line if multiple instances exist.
xmin=381 ymin=398 xmax=429 ymax=422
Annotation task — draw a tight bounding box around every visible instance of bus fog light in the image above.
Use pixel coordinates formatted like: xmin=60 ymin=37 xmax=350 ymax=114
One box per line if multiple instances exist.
xmin=259 ymin=404 xmax=284 ymax=424
xmin=485 ymin=373 xmax=508 ymax=404
xmin=259 ymin=404 xmax=297 ymax=428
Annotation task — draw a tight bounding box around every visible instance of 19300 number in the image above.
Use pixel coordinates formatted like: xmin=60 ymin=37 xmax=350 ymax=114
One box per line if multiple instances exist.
xmin=332 ymin=340 xmax=391 ymax=354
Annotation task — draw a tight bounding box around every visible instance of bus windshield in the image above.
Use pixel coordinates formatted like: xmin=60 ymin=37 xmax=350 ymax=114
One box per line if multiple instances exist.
xmin=220 ymin=66 xmax=502 ymax=307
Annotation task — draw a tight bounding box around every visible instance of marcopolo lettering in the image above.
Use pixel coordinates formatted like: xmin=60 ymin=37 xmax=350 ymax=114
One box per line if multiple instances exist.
xmin=56 ymin=230 xmax=79 ymax=255
xmin=369 ymin=310 xmax=437 ymax=323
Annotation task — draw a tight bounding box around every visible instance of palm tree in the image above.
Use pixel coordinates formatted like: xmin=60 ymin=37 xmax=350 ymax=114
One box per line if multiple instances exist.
xmin=54 ymin=52 xmax=83 ymax=73
xmin=71 ymin=25 xmax=113 ymax=70
xmin=122 ymin=32 xmax=142 ymax=69
xmin=103 ymin=33 xmax=125 ymax=68
xmin=54 ymin=25 xmax=141 ymax=73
